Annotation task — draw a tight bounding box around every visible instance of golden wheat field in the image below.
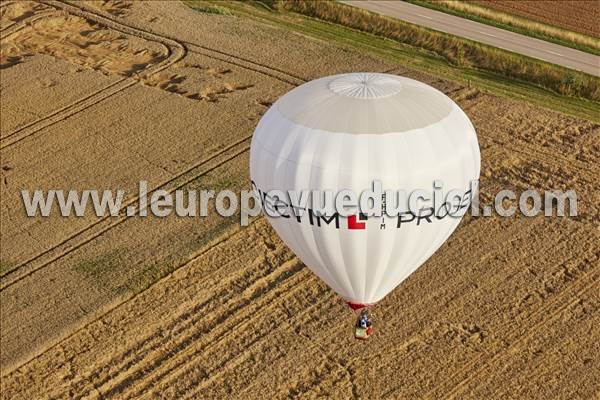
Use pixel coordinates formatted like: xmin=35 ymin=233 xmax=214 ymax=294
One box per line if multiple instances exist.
xmin=1 ymin=1 xmax=599 ymax=399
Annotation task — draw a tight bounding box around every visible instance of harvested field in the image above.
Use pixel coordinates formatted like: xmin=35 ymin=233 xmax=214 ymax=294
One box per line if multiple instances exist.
xmin=476 ymin=0 xmax=600 ymax=38
xmin=1 ymin=13 xmax=166 ymax=76
xmin=1 ymin=1 xmax=599 ymax=399
xmin=0 ymin=1 xmax=51 ymax=29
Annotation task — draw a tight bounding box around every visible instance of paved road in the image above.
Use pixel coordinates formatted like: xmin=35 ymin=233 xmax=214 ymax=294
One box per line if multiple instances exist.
xmin=342 ymin=1 xmax=600 ymax=77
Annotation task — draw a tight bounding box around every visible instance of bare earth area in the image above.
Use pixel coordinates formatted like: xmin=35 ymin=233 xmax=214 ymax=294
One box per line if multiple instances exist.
xmin=1 ymin=1 xmax=599 ymax=399
xmin=475 ymin=0 xmax=600 ymax=38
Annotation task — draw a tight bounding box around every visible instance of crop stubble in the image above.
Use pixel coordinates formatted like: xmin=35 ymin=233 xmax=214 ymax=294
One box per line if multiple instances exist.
xmin=0 ymin=1 xmax=598 ymax=398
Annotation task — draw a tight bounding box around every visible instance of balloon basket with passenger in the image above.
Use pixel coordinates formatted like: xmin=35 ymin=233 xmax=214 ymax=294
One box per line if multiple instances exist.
xmin=348 ymin=302 xmax=374 ymax=340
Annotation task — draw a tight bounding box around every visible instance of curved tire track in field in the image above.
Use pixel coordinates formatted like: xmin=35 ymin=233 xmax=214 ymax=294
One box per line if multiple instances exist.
xmin=0 ymin=0 xmax=306 ymax=284
xmin=56 ymin=0 xmax=307 ymax=86
xmin=1 ymin=1 xmax=423 ymax=284
xmin=2 ymin=2 xmax=494 ymax=388
xmin=0 ymin=8 xmax=58 ymax=39
xmin=0 ymin=2 xmax=183 ymax=148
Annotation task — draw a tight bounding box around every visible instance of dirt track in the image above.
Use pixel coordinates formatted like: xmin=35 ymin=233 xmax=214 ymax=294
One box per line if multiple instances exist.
xmin=343 ymin=0 xmax=600 ymax=77
xmin=1 ymin=1 xmax=599 ymax=398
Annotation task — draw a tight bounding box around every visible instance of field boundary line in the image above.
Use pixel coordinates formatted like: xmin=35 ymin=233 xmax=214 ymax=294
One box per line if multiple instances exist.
xmin=181 ymin=40 xmax=308 ymax=82
xmin=3 ymin=0 xmax=334 ymax=283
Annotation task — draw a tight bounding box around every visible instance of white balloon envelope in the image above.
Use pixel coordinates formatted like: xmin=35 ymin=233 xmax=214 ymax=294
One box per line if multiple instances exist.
xmin=250 ymin=72 xmax=480 ymax=309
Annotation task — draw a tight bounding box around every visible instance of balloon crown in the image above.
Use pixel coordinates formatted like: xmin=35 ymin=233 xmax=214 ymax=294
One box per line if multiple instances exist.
xmin=328 ymin=73 xmax=404 ymax=99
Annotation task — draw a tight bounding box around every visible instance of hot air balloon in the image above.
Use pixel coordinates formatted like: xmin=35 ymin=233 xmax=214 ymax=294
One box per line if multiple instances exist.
xmin=250 ymin=73 xmax=480 ymax=339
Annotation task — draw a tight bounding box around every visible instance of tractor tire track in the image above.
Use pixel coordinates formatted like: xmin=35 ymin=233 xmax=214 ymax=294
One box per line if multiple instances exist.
xmin=185 ymin=43 xmax=305 ymax=87
xmin=0 ymin=1 xmax=184 ymax=149
xmin=48 ymin=221 xmax=289 ymax=397
xmin=173 ymin=286 xmax=338 ymax=400
xmin=0 ymin=217 xmax=266 ymax=379
xmin=0 ymin=137 xmax=251 ymax=290
xmin=497 ymin=138 xmax=599 ymax=178
xmin=55 ymin=0 xmax=307 ymax=86
xmin=35 ymin=206 xmax=556 ymax=394
xmin=38 ymin=237 xmax=308 ymax=399
xmin=1 ymin=0 xmax=306 ymax=283
xmin=45 ymin=0 xmax=186 ymax=61
xmin=177 ymin=40 xmax=307 ymax=83
xmin=443 ymin=266 xmax=600 ymax=399
xmin=0 ymin=8 xmax=58 ymax=39
xmin=68 ymin=220 xmax=585 ymax=395
xmin=107 ymin=260 xmax=310 ymax=399
xmin=156 ymin=284 xmax=336 ymax=400
xmin=0 ymin=79 xmax=133 ymax=148
xmin=422 ymin=261 xmax=599 ymax=399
